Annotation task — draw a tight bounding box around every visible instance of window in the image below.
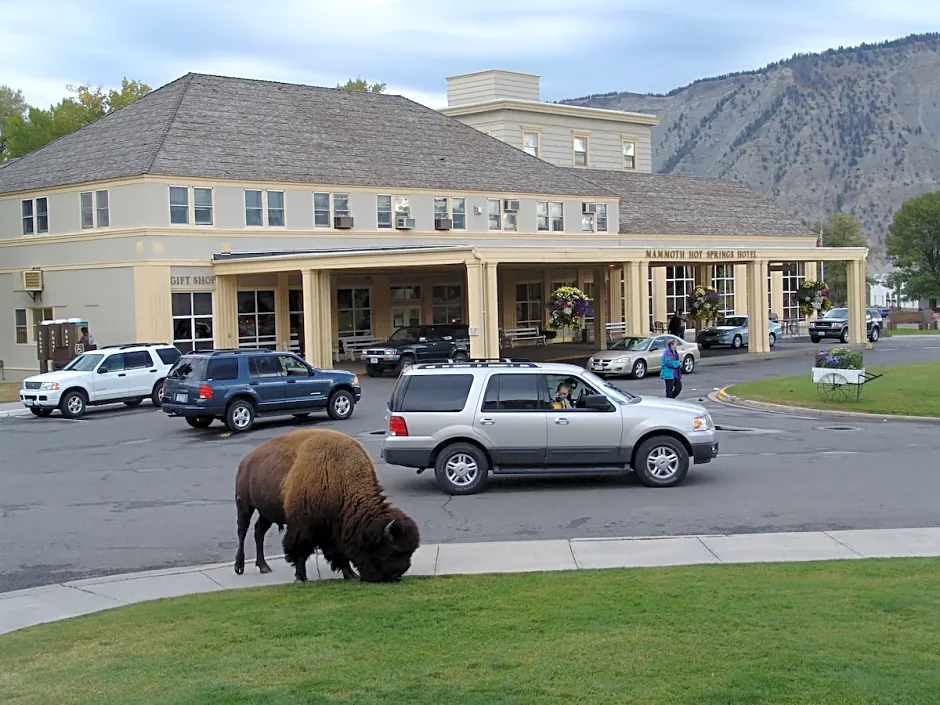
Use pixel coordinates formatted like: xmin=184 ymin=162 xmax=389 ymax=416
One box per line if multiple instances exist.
xmin=21 ymin=198 xmax=47 ymax=234
xmin=334 ymin=193 xmax=350 ymax=217
xmin=502 ymin=202 xmax=518 ymax=231
xmin=314 ymin=192 xmax=331 ymax=227
xmin=172 ymin=292 xmax=214 ymax=353
xmin=666 ymin=266 xmax=694 ymax=316
xmin=337 ymin=287 xmax=372 ymax=337
xmin=124 ymin=350 xmax=154 ymax=370
xmin=22 ymin=200 xmax=33 ymax=235
xmin=550 ymin=201 xmax=564 ymax=232
xmin=515 ymin=282 xmax=543 ymax=329
xmin=393 ymin=195 xmax=410 ymax=218
xmin=81 ymin=192 xmax=94 ymax=229
xmin=99 ymin=353 xmax=125 ymax=373
xmin=95 ymin=190 xmax=109 ymax=228
xmin=36 ymin=197 xmax=48 ymax=233
xmin=581 ymin=205 xmax=595 ymax=233
xmin=278 ymin=354 xmax=310 ymax=376
xmin=523 ymin=131 xmax=539 ymax=158
xmin=267 ymin=190 xmax=285 ymax=227
xmin=245 ymin=190 xmax=263 ymax=227
xmin=434 ymin=197 xmax=448 ymax=220
xmin=487 ymin=199 xmax=501 ymax=230
xmin=482 ymin=374 xmax=543 ymax=411
xmin=622 ymin=140 xmax=636 ymax=170
xmin=712 ymin=265 xmax=736 ymax=317
xmin=238 ymin=290 xmax=277 ymax=349
xmin=545 ymin=374 xmax=600 ymax=411
xmin=596 ymin=203 xmax=608 ymax=232
xmin=573 ymin=135 xmax=588 ymax=166
xmin=30 ymin=308 xmax=53 ymax=344
xmin=377 ymin=195 xmax=392 ymax=229
xmin=452 ymin=197 xmax=466 ymax=229
xmin=390 ymin=285 xmax=422 ymax=301
xmin=536 ymin=201 xmax=549 ymax=231
xmin=249 ymin=356 xmax=283 ymax=378
xmin=193 ymin=187 xmax=213 ymax=226
xmin=206 ymin=357 xmax=240 ymax=381
xmin=169 ymin=186 xmax=189 ymax=225
xmin=288 ymin=289 xmax=304 ymax=353
xmin=783 ymin=262 xmax=806 ymax=320
xmin=433 ymin=284 xmax=463 ymax=324
xmin=14 ymin=308 xmax=28 ymax=344
xmin=398 ymin=374 xmax=474 ymax=413
xmin=156 ymin=348 xmax=182 ymax=366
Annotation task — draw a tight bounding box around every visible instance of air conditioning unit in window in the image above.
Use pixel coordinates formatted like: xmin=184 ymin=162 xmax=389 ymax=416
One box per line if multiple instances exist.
xmin=503 ymin=199 xmax=520 ymax=212
xmin=334 ymin=215 xmax=354 ymax=229
xmin=395 ymin=216 xmax=416 ymax=230
xmin=22 ymin=269 xmax=43 ymax=292
xmin=582 ymin=202 xmax=597 ymax=214
xmin=434 ymin=217 xmax=453 ymax=231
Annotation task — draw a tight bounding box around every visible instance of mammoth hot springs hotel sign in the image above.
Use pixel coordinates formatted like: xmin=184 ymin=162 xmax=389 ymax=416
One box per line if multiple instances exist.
xmin=645 ymin=249 xmax=758 ymax=261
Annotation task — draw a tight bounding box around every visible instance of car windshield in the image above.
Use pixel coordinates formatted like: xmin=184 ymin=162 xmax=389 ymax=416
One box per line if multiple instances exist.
xmin=62 ymin=353 xmax=104 ymax=372
xmin=824 ymin=308 xmax=848 ymax=319
xmin=579 ymin=370 xmax=636 ymax=402
xmin=627 ymin=338 xmax=652 ymax=351
xmin=608 ymin=337 xmax=645 ymax=351
xmin=388 ymin=327 xmax=425 ymax=342
xmin=719 ymin=316 xmax=747 ymax=327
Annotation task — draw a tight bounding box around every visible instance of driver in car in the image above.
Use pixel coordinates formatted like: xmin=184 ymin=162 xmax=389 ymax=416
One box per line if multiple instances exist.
xmin=553 ymin=382 xmax=572 ymax=409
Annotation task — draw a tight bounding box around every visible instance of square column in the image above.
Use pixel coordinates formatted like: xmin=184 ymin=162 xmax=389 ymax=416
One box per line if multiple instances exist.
xmin=275 ymin=272 xmax=291 ymax=351
xmin=770 ymin=269 xmax=784 ymax=320
xmin=734 ymin=264 xmax=749 ymax=315
xmin=745 ymin=260 xmax=770 ymax=353
xmin=213 ymin=274 xmax=238 ymax=350
xmin=483 ymin=262 xmax=501 ymax=359
xmin=846 ymin=259 xmax=867 ymax=344
xmin=466 ymin=261 xmax=485 ymax=359
xmin=592 ymin=267 xmax=609 ymax=344
xmin=301 ymin=269 xmax=334 ymax=368
xmin=651 ymin=266 xmax=667 ymax=326
xmin=608 ymin=266 xmax=623 ymax=324
xmin=623 ymin=261 xmax=650 ymax=337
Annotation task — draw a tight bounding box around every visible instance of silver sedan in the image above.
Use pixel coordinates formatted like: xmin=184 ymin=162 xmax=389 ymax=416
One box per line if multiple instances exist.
xmin=587 ymin=334 xmax=700 ymax=380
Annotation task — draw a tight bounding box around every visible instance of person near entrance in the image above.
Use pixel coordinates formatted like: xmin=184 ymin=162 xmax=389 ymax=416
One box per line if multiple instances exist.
xmin=660 ymin=338 xmax=683 ymax=399
xmin=668 ymin=311 xmax=684 ymax=338
xmin=79 ymin=326 xmax=96 ymax=350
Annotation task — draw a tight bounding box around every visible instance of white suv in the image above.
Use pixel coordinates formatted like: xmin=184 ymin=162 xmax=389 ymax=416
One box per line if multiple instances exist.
xmin=19 ymin=343 xmax=182 ymax=419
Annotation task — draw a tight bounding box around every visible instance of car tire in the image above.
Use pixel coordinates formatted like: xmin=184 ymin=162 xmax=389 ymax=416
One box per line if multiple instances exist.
xmin=396 ymin=355 xmax=416 ymax=375
xmin=451 ymin=350 xmax=469 ymax=363
xmin=840 ymin=329 xmax=849 ymax=343
xmin=810 ymin=335 xmax=820 ymax=344
xmin=30 ymin=407 xmax=53 ymax=417
xmin=769 ymin=332 xmax=776 ymax=348
xmin=434 ymin=442 xmax=489 ymax=496
xmin=732 ymin=335 xmax=743 ymax=349
xmin=632 ymin=359 xmax=647 ymax=379
xmin=327 ymin=389 xmax=355 ymax=420
xmin=151 ymin=380 xmax=165 ymax=407
xmin=870 ymin=326 xmax=880 ymax=342
xmin=365 ymin=364 xmax=382 ymax=378
xmin=633 ymin=435 xmax=690 ymax=488
xmin=225 ymin=399 xmax=256 ymax=433
xmin=123 ymin=399 xmax=143 ymax=407
xmin=186 ymin=416 xmax=214 ymax=429
xmin=682 ymin=355 xmax=695 ymax=374
xmin=59 ymin=390 xmax=87 ymax=419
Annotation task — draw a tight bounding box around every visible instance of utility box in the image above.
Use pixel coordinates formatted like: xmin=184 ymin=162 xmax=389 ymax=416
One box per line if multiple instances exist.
xmin=37 ymin=318 xmax=90 ymax=373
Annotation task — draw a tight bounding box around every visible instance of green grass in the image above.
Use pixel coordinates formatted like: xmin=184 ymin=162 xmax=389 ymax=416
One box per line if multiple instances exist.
xmin=728 ymin=361 xmax=940 ymax=416
xmin=2 ymin=560 xmax=940 ymax=704
xmin=0 ymin=382 xmax=19 ymax=403
xmin=886 ymin=327 xmax=940 ymax=335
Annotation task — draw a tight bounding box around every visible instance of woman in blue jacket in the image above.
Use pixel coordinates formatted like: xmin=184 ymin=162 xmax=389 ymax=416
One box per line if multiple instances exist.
xmin=660 ymin=338 xmax=682 ymax=399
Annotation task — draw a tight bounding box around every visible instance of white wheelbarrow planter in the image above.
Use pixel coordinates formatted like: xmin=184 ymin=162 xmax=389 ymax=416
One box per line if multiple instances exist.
xmin=811 ymin=367 xmax=866 ymax=385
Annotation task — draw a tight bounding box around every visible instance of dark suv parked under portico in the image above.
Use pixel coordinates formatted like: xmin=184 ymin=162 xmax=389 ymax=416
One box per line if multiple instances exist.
xmin=361 ymin=324 xmax=471 ymax=376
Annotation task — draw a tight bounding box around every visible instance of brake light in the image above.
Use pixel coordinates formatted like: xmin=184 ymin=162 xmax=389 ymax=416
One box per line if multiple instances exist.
xmin=388 ymin=415 xmax=408 ymax=436
xmin=197 ymin=384 xmax=213 ymax=400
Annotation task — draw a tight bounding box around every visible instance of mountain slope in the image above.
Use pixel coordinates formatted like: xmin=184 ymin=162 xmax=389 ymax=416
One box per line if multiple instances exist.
xmin=563 ymin=33 xmax=940 ymax=266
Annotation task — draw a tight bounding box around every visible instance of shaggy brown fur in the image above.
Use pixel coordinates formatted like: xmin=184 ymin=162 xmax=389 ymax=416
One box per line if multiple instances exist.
xmin=234 ymin=428 xmax=420 ymax=583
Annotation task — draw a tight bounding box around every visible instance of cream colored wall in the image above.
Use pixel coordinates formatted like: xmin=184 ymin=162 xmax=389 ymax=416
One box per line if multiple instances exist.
xmin=446 ymin=71 xmax=541 ymax=107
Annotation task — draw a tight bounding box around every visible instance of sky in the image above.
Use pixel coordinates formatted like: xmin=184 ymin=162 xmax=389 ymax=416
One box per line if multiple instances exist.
xmin=3 ymin=0 xmax=940 ymax=110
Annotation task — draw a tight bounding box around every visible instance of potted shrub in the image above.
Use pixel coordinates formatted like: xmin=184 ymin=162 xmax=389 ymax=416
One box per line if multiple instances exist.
xmin=812 ymin=347 xmax=865 ymax=384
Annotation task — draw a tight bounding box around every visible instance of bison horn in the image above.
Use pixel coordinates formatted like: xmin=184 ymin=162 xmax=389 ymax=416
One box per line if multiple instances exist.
xmin=384 ymin=520 xmax=396 ymax=538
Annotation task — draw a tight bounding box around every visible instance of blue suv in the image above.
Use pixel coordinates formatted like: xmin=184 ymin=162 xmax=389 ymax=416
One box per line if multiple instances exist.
xmin=161 ymin=349 xmax=361 ymax=433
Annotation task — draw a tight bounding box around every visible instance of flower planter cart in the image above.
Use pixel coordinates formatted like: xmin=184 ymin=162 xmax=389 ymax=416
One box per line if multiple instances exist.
xmin=812 ymin=367 xmax=883 ymax=402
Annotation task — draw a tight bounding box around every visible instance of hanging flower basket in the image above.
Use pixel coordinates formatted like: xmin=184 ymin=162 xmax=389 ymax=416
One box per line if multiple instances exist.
xmin=546 ymin=286 xmax=590 ymax=331
xmin=686 ymin=285 xmax=721 ymax=327
xmin=797 ymin=280 xmax=832 ymax=316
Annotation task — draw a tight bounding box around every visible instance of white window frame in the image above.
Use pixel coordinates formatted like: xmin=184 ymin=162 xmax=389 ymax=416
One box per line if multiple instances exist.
xmin=21 ymin=197 xmax=49 ymax=235
xmin=193 ymin=187 xmax=213 ymax=226
xmin=550 ymin=201 xmax=565 ymax=232
xmin=572 ymin=134 xmax=589 ymax=167
xmin=432 ymin=283 xmax=463 ymax=324
xmin=80 ymin=192 xmax=94 ymax=230
xmin=14 ymin=306 xmax=54 ymax=345
xmin=622 ymin=139 xmax=636 ymax=170
xmin=377 ymin=195 xmax=392 ymax=229
xmin=451 ymin=197 xmax=466 ymax=230
xmin=522 ymin=129 xmax=540 ymax=158
xmin=169 ymin=186 xmax=190 ymax=225
xmin=487 ymin=199 xmax=501 ymax=231
xmin=783 ymin=262 xmax=806 ymax=321
xmin=393 ymin=195 xmax=410 ymax=218
xmin=288 ymin=289 xmax=304 ymax=353
xmin=95 ymin=189 xmax=110 ymax=228
xmin=336 ymin=286 xmax=372 ymax=338
xmin=172 ymin=292 xmax=214 ymax=353
xmin=334 ymin=193 xmax=350 ymax=218
xmin=433 ymin=197 xmax=448 ymax=220
xmin=314 ymin=192 xmax=331 ymax=228
xmin=515 ymin=281 xmax=543 ymax=329
xmin=580 ymin=202 xmax=609 ymax=233
xmin=237 ymin=289 xmax=277 ymax=350
xmin=666 ymin=266 xmax=695 ymax=317
xmin=596 ymin=203 xmax=608 ymax=232
xmin=14 ymin=308 xmax=28 ymax=344
xmin=711 ymin=265 xmax=736 ymax=317
xmin=536 ymin=201 xmax=549 ymax=232
xmin=267 ymin=190 xmax=285 ymax=228
xmin=244 ymin=189 xmax=263 ymax=227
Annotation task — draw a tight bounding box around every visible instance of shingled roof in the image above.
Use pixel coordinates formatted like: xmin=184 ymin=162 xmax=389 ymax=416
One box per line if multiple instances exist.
xmin=0 ymin=73 xmax=612 ymax=198
xmin=568 ymin=168 xmax=815 ymax=238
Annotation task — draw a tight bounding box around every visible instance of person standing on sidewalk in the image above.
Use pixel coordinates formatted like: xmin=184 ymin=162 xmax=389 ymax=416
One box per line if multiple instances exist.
xmin=660 ymin=338 xmax=683 ymax=398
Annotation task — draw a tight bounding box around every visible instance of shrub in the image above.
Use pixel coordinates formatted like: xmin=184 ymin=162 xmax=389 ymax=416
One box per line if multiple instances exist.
xmin=814 ymin=347 xmax=864 ymax=370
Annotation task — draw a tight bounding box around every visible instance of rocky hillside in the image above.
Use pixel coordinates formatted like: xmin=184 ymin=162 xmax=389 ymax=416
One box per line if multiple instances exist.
xmin=563 ymin=33 xmax=940 ymax=267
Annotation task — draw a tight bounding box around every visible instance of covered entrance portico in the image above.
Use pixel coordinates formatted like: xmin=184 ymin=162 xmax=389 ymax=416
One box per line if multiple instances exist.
xmin=209 ymin=242 xmax=869 ymax=365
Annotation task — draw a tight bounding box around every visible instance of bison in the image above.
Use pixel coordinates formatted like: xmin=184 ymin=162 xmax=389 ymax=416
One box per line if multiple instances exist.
xmin=233 ymin=428 xmax=420 ymax=583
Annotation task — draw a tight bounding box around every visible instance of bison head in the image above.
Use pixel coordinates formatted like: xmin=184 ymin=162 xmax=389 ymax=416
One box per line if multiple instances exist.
xmin=357 ymin=511 xmax=421 ymax=583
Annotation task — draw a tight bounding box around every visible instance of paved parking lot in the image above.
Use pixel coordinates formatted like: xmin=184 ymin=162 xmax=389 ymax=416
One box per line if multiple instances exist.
xmin=2 ymin=337 xmax=939 ymax=592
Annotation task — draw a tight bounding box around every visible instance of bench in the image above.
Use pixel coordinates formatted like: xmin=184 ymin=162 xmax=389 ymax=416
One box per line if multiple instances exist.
xmin=338 ymin=335 xmax=386 ymax=362
xmin=606 ymin=321 xmax=627 ymax=340
xmin=502 ymin=327 xmax=547 ymax=347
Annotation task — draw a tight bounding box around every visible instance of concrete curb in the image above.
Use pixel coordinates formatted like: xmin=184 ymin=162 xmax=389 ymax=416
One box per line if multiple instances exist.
xmin=0 ymin=406 xmax=30 ymax=418
xmin=711 ymin=388 xmax=940 ymax=424
xmin=3 ymin=528 xmax=940 ymax=637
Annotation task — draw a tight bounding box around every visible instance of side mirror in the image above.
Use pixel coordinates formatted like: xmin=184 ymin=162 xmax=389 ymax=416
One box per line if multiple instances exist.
xmin=443 ymin=336 xmax=453 ymax=341
xmin=97 ymin=367 xmax=109 ymax=374
xmin=418 ymin=337 xmax=427 ymax=343
xmin=583 ymin=394 xmax=614 ymax=411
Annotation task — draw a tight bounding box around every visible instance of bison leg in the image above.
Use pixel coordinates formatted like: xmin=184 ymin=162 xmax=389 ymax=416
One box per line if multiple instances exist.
xmin=320 ymin=546 xmax=359 ymax=581
xmin=254 ymin=515 xmax=274 ymax=574
xmin=234 ymin=499 xmax=254 ymax=575
xmin=283 ymin=528 xmax=312 ymax=582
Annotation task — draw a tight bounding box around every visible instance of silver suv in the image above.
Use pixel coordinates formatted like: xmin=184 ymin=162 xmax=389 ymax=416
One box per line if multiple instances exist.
xmin=381 ymin=360 xmax=718 ymax=495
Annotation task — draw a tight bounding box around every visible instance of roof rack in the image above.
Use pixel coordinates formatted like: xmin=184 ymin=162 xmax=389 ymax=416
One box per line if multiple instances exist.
xmin=189 ymin=348 xmax=272 ymax=356
xmin=416 ymin=360 xmax=540 ymax=370
xmin=98 ymin=342 xmax=170 ymax=350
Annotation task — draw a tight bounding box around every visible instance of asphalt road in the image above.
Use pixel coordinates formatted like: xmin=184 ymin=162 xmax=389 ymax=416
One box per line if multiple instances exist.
xmin=2 ymin=337 xmax=939 ymax=592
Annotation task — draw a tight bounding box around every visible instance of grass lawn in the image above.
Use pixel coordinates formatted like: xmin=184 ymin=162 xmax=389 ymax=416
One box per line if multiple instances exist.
xmin=0 ymin=382 xmax=19 ymax=403
xmin=728 ymin=361 xmax=940 ymax=416
xmin=2 ymin=560 xmax=940 ymax=704
xmin=886 ymin=327 xmax=940 ymax=335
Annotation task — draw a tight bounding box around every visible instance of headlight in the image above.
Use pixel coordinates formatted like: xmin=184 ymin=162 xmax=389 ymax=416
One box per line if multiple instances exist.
xmin=352 ymin=376 xmax=360 ymax=387
xmin=384 ymin=349 xmax=397 ymax=355
xmin=41 ymin=382 xmax=60 ymax=391
xmin=832 ymin=322 xmax=844 ymax=328
xmin=693 ymin=415 xmax=711 ymax=431
xmin=613 ymin=356 xmax=630 ymax=363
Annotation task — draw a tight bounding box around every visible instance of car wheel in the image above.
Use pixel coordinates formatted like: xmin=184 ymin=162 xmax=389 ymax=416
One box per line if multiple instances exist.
xmin=451 ymin=350 xmax=469 ymax=363
xmin=365 ymin=364 xmax=382 ymax=378
xmin=633 ymin=436 xmax=690 ymax=488
xmin=769 ymin=332 xmax=776 ymax=348
xmin=327 ymin=389 xmax=355 ymax=420
xmin=225 ymin=399 xmax=256 ymax=433
xmin=186 ymin=416 xmax=214 ymax=429
xmin=632 ymin=359 xmax=647 ymax=379
xmin=870 ymin=326 xmax=880 ymax=342
xmin=30 ymin=407 xmax=53 ymax=417
xmin=59 ymin=390 xmax=87 ymax=419
xmin=397 ymin=355 xmax=415 ymax=375
xmin=682 ymin=355 xmax=695 ymax=374
xmin=123 ymin=399 xmax=143 ymax=407
xmin=840 ymin=328 xmax=849 ymax=343
xmin=434 ymin=442 xmax=489 ymax=496
xmin=732 ymin=335 xmax=743 ymax=349
xmin=151 ymin=380 xmax=165 ymax=407
xmin=810 ymin=335 xmax=820 ymax=344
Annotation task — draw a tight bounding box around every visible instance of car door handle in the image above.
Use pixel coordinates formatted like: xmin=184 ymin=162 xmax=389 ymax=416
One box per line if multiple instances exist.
xmin=249 ymin=381 xmax=259 ymax=386
xmin=479 ymin=418 xmax=495 ymax=425
xmin=554 ymin=417 xmax=569 ymax=425
xmin=149 ymin=369 xmax=157 ymax=373
xmin=287 ymin=380 xmax=296 ymax=384
xmin=118 ymin=373 xmax=126 ymax=377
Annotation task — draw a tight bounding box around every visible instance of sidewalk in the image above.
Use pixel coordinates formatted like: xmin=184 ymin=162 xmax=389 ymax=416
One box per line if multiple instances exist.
xmin=0 ymin=401 xmax=29 ymax=418
xmin=3 ymin=527 xmax=939 ymax=636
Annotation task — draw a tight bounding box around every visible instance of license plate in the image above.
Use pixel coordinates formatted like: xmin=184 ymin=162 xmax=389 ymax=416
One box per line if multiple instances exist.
xmin=370 ymin=358 xmax=378 ymax=364
xmin=175 ymin=393 xmax=188 ymax=403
